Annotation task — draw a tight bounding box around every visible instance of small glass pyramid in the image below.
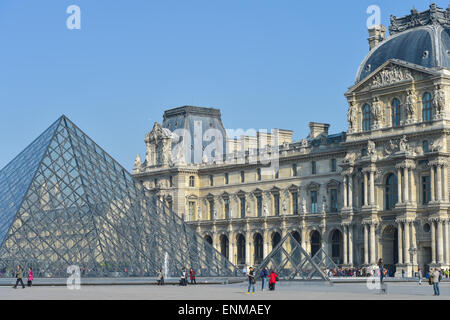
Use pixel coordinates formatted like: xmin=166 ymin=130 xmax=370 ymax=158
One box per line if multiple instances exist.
xmin=0 ymin=116 xmax=238 ymax=278
xmin=255 ymin=233 xmax=329 ymax=281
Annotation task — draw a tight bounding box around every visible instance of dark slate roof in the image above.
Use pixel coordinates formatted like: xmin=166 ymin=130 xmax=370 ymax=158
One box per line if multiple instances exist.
xmin=356 ymin=4 xmax=450 ymax=83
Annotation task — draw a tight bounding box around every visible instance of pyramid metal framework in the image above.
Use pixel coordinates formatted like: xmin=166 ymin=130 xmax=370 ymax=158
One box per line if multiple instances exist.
xmin=311 ymin=247 xmax=338 ymax=272
xmin=0 ymin=116 xmax=239 ymax=278
xmin=255 ymin=233 xmax=329 ymax=281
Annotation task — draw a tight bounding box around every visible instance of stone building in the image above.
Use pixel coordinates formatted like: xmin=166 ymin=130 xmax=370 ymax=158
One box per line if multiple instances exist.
xmin=133 ymin=4 xmax=450 ymax=276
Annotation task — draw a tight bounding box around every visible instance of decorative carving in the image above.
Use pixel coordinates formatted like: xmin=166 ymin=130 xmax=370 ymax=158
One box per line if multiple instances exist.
xmin=430 ymin=137 xmax=445 ymax=152
xmin=343 ymin=152 xmax=356 ymax=164
xmin=367 ymin=140 xmax=376 ymax=157
xmin=134 ymin=154 xmax=142 ymax=172
xmin=433 ymin=85 xmax=446 ymax=117
xmin=405 ymin=90 xmax=417 ymax=121
xmin=399 ymin=135 xmax=409 ymax=152
xmin=371 ymin=97 xmax=383 ymax=129
xmin=347 ymin=101 xmax=357 ymax=133
xmin=371 ymin=66 xmax=413 ymax=88
xmin=389 ymin=4 xmax=450 ymax=35
xmin=263 ymin=202 xmax=269 ymax=217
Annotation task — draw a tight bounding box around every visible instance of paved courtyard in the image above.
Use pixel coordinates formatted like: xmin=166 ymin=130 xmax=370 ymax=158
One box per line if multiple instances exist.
xmin=0 ymin=281 xmax=448 ymax=300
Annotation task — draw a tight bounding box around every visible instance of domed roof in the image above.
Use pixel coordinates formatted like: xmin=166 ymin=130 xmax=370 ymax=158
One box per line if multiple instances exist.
xmin=356 ymin=4 xmax=450 ymax=83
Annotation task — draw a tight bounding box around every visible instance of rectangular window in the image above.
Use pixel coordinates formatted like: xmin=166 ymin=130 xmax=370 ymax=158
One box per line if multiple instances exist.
xmin=361 ymin=182 xmax=365 ymax=207
xmin=292 ymin=192 xmax=298 ymax=215
xmin=240 ymin=197 xmax=246 ymax=218
xmin=209 ymin=199 xmax=214 ymax=220
xmin=188 ymin=201 xmax=196 ymax=221
xmin=209 ymin=175 xmax=214 ymax=186
xmin=331 ymin=159 xmax=337 ymax=172
xmin=224 ymin=172 xmax=229 ymax=185
xmin=256 ymin=195 xmax=262 ymax=217
xmin=292 ymin=164 xmax=298 ymax=177
xmin=240 ymin=171 xmax=245 ymax=183
xmin=257 ymin=168 xmax=261 ymax=181
xmin=422 ymin=176 xmax=431 ymax=205
xmin=273 ymin=194 xmax=280 ymax=216
xmin=330 ymin=189 xmax=338 ymax=212
xmin=312 ymin=161 xmax=317 ymax=175
xmin=311 ymin=191 xmax=318 ymax=214
xmin=275 ymin=170 xmax=279 ymax=179
xmin=169 ymin=176 xmax=173 ymax=187
xmin=224 ymin=199 xmax=230 ymax=219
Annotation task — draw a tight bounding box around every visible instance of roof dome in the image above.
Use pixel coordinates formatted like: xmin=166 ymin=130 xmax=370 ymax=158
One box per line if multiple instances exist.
xmin=356 ymin=4 xmax=450 ymax=83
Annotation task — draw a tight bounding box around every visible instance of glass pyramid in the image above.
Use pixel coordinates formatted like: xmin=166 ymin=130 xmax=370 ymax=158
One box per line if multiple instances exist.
xmin=0 ymin=116 xmax=239 ymax=278
xmin=255 ymin=233 xmax=329 ymax=281
xmin=311 ymin=247 xmax=338 ymax=273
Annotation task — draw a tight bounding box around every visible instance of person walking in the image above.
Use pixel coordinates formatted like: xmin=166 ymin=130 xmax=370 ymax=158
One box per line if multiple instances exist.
xmin=268 ymin=269 xmax=279 ymax=291
xmin=27 ymin=267 xmax=33 ymax=287
xmin=260 ymin=267 xmax=268 ymax=291
xmin=157 ymin=269 xmax=164 ymax=285
xmin=189 ymin=268 xmax=196 ymax=285
xmin=246 ymin=266 xmax=256 ymax=294
xmin=432 ymin=268 xmax=441 ymax=296
xmin=180 ymin=268 xmax=187 ymax=286
xmin=13 ymin=265 xmax=25 ymax=289
xmin=418 ymin=268 xmax=422 ymax=285
xmin=377 ymin=259 xmax=385 ymax=283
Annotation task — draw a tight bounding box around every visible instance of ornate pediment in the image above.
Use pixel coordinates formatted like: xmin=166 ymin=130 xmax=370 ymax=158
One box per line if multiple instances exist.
xmin=348 ymin=60 xmax=438 ymax=94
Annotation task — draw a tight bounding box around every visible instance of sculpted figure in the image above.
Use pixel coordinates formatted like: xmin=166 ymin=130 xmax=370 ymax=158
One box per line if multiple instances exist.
xmin=405 ymin=90 xmax=417 ymax=119
xmin=433 ymin=85 xmax=445 ymax=115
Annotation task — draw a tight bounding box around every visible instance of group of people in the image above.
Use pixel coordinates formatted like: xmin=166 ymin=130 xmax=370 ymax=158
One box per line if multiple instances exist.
xmin=156 ymin=267 xmax=197 ymax=286
xmin=246 ymin=266 xmax=279 ymax=294
xmin=12 ymin=265 xmax=33 ymax=289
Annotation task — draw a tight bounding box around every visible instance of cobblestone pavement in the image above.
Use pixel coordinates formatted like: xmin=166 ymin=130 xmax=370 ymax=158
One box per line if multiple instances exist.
xmin=0 ymin=281 xmax=449 ymax=300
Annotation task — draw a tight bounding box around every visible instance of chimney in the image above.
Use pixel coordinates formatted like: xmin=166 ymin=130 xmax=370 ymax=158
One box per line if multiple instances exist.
xmin=309 ymin=122 xmax=330 ymax=140
xmin=368 ymin=24 xmax=386 ymax=50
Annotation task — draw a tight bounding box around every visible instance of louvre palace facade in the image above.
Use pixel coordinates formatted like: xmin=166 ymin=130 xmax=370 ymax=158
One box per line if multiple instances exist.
xmin=133 ymin=4 xmax=450 ymax=276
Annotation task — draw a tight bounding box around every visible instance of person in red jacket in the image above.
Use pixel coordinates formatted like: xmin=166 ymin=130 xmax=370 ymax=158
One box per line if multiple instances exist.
xmin=189 ymin=268 xmax=197 ymax=285
xmin=268 ymin=270 xmax=279 ymax=291
xmin=27 ymin=267 xmax=33 ymax=287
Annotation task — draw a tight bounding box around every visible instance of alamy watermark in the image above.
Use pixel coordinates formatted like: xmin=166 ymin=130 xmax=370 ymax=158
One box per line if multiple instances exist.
xmin=67 ymin=265 xmax=81 ymax=290
xmin=66 ymin=5 xmax=81 ymax=30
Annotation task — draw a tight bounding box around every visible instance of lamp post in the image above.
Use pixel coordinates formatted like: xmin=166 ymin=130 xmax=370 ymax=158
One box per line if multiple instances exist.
xmin=409 ymin=247 xmax=417 ymax=278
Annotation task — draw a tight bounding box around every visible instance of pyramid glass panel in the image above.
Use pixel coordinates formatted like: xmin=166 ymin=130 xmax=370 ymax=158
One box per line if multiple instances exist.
xmin=255 ymin=233 xmax=329 ymax=281
xmin=0 ymin=116 xmax=239 ymax=278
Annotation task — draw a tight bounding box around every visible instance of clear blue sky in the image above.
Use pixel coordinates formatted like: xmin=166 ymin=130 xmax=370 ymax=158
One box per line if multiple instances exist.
xmin=0 ymin=0 xmax=443 ymax=170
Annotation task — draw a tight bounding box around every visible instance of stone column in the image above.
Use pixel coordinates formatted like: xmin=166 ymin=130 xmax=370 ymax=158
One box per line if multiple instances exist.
xmin=411 ymin=222 xmax=417 ymax=265
xmin=343 ymin=175 xmax=348 ymax=208
xmin=364 ymin=173 xmax=369 ymax=206
xmin=370 ymin=223 xmax=376 ymax=264
xmin=301 ymin=227 xmax=307 ymax=251
xmin=397 ymin=167 xmax=403 ymax=204
xmin=348 ymin=175 xmax=353 ymax=208
xmin=245 ymin=231 xmax=252 ymax=266
xmin=430 ymin=166 xmax=435 ymax=202
xmin=404 ymin=168 xmax=409 ymax=203
xmin=410 ymin=168 xmax=416 ymax=204
xmin=444 ymin=220 xmax=449 ymax=265
xmin=348 ymin=225 xmax=353 ymax=266
xmin=370 ymin=171 xmax=375 ymax=205
xmin=343 ymin=225 xmax=348 ymax=265
xmin=403 ymin=221 xmax=410 ymax=264
xmin=436 ymin=165 xmax=442 ymax=202
xmin=431 ymin=221 xmax=436 ymax=264
xmin=364 ymin=224 xmax=369 ymax=264
xmin=437 ymin=220 xmax=444 ymax=264
xmin=397 ymin=222 xmax=403 ymax=264
xmin=443 ymin=165 xmax=448 ymax=202
xmin=229 ymin=232 xmax=235 ymax=265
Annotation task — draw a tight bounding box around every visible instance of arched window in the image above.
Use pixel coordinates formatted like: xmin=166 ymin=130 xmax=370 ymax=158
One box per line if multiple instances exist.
xmin=362 ymin=104 xmax=372 ymax=131
xmin=385 ymin=173 xmax=398 ymax=210
xmin=237 ymin=234 xmax=246 ymax=265
xmin=392 ymin=98 xmax=401 ymax=127
xmin=292 ymin=231 xmax=301 ymax=245
xmin=310 ymin=231 xmax=321 ymax=257
xmin=422 ymin=92 xmax=433 ymax=122
xmin=220 ymin=235 xmax=229 ymax=259
xmin=254 ymin=234 xmax=264 ymax=264
xmin=204 ymin=235 xmax=213 ymax=245
xmin=272 ymin=232 xmax=281 ymax=248
xmin=331 ymin=230 xmax=343 ymax=263
xmin=189 ymin=176 xmax=195 ymax=187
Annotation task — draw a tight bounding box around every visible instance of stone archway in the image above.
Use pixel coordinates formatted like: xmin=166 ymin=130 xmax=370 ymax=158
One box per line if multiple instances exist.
xmin=381 ymin=225 xmax=398 ymax=276
xmin=236 ymin=234 xmax=246 ymax=266
xmin=204 ymin=235 xmax=213 ymax=246
xmin=329 ymin=229 xmax=343 ymax=265
xmin=220 ymin=235 xmax=229 ymax=259
xmin=254 ymin=233 xmax=264 ymax=265
xmin=291 ymin=231 xmax=301 ymax=245
xmin=310 ymin=230 xmax=321 ymax=257
xmin=272 ymin=232 xmax=282 ymax=248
